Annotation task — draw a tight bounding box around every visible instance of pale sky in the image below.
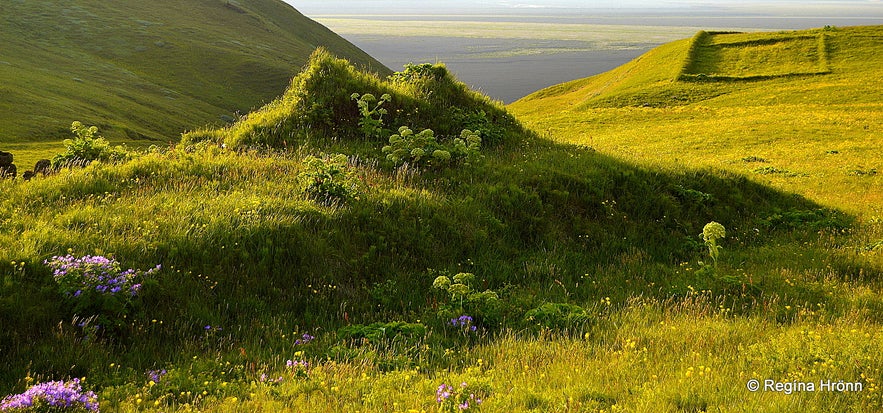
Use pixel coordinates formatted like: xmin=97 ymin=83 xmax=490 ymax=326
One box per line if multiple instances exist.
xmin=285 ymin=0 xmax=883 ymax=16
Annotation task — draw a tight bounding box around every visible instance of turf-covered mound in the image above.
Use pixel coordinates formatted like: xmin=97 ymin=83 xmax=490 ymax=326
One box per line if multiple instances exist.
xmin=182 ymin=49 xmax=523 ymax=150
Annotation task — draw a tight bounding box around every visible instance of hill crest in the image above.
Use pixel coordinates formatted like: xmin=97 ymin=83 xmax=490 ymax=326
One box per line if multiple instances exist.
xmin=0 ymin=0 xmax=389 ymax=144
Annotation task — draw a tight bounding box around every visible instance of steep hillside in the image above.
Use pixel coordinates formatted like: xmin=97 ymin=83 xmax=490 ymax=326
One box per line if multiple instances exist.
xmin=0 ymin=0 xmax=389 ymax=147
xmin=511 ymin=25 xmax=883 ymax=217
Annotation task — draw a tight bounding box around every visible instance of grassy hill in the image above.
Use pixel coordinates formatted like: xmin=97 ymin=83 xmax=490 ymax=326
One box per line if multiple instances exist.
xmin=0 ymin=28 xmax=882 ymax=412
xmin=0 ymin=0 xmax=388 ymax=166
xmin=511 ymin=25 xmax=883 ymax=218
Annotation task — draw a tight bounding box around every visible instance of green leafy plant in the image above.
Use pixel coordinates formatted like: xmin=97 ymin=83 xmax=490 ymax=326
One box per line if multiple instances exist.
xmin=382 ymin=126 xmax=481 ymax=168
xmin=388 ymin=63 xmax=446 ymax=84
xmin=351 ymin=93 xmax=391 ymax=139
xmin=52 ymin=121 xmax=129 ymax=167
xmin=432 ymin=273 xmax=501 ymax=327
xmin=524 ymin=302 xmax=592 ymax=331
xmin=299 ymin=154 xmax=358 ymax=204
xmin=450 ymin=108 xmax=507 ymax=146
xmin=451 ymin=129 xmax=483 ymax=164
xmin=337 ymin=322 xmax=427 ymax=346
xmin=701 ymin=221 xmax=726 ymax=266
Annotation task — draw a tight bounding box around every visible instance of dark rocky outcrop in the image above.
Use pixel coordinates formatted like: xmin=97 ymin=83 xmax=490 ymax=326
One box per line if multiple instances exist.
xmin=0 ymin=151 xmax=15 ymax=178
xmin=34 ymin=159 xmax=52 ymax=176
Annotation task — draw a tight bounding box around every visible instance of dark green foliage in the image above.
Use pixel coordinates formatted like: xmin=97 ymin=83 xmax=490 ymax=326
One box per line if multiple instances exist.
xmin=299 ymin=154 xmax=358 ymax=204
xmin=387 ymin=63 xmax=447 ymax=84
xmin=337 ymin=322 xmax=427 ymax=346
xmin=759 ymin=208 xmax=850 ymax=231
xmin=432 ymin=273 xmax=504 ymax=327
xmin=523 ymin=302 xmax=592 ymax=331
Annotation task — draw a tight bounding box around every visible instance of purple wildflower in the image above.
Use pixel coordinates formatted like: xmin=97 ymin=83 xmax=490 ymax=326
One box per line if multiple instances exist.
xmin=147 ymin=369 xmax=168 ymax=384
xmin=45 ymin=254 xmax=160 ymax=300
xmin=450 ymin=315 xmax=478 ymax=334
xmin=436 ymin=384 xmax=453 ymax=403
xmin=436 ymin=382 xmax=483 ymax=412
xmin=294 ymin=333 xmax=315 ymax=345
xmin=0 ymin=378 xmax=99 ymax=412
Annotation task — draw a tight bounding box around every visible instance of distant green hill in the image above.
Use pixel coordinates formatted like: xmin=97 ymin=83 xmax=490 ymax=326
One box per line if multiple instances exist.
xmin=511 ymin=25 xmax=883 ymax=217
xmin=0 ymin=0 xmax=389 ymax=146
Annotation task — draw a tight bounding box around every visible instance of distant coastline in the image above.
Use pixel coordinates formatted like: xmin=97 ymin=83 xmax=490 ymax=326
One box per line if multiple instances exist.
xmin=315 ymin=15 xmax=883 ymax=103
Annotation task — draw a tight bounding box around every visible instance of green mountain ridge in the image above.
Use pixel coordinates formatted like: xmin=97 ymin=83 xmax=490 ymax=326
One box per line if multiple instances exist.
xmin=511 ymin=25 xmax=882 ymax=216
xmin=0 ymin=0 xmax=388 ymax=145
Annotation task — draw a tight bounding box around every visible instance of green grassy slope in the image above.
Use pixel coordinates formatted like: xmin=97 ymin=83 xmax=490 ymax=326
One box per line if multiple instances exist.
xmin=511 ymin=25 xmax=883 ymax=218
xmin=0 ymin=0 xmax=389 ymax=150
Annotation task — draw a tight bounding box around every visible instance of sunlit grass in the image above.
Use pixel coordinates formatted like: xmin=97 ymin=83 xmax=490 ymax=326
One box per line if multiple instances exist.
xmin=511 ymin=26 xmax=883 ymax=218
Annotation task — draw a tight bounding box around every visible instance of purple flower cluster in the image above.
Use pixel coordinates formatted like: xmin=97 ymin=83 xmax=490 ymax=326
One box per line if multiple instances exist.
xmin=294 ymin=333 xmax=314 ymax=345
xmin=436 ymin=383 xmax=453 ymax=403
xmin=286 ymin=360 xmax=308 ymax=369
xmin=45 ymin=254 xmax=160 ymax=299
xmin=436 ymin=382 xmax=482 ymax=412
xmin=259 ymin=374 xmax=284 ymax=384
xmin=0 ymin=378 xmax=99 ymax=412
xmin=450 ymin=315 xmax=477 ymax=332
xmin=146 ymin=369 xmax=167 ymax=384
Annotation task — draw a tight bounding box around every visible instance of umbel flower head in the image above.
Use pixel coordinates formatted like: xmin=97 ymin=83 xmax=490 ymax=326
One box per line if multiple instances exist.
xmin=702 ymin=221 xmax=726 ymax=242
xmin=701 ymin=221 xmax=726 ymax=266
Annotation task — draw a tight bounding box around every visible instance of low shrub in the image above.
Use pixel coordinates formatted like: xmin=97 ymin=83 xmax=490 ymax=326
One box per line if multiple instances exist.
xmin=53 ymin=122 xmax=129 ymax=167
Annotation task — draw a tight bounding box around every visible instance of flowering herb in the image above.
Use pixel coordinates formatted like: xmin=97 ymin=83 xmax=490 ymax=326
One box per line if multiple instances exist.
xmin=258 ymin=374 xmax=284 ymax=385
xmin=436 ymin=382 xmax=482 ymax=412
xmin=0 ymin=378 xmax=99 ymax=412
xmin=44 ymin=254 xmax=161 ymax=335
xmin=450 ymin=315 xmax=478 ymax=332
xmin=147 ymin=369 xmax=167 ymax=384
xmin=286 ymin=359 xmax=310 ymax=379
xmin=701 ymin=221 xmax=726 ymax=266
xmin=294 ymin=333 xmax=314 ymax=345
xmin=45 ymin=255 xmax=160 ymax=299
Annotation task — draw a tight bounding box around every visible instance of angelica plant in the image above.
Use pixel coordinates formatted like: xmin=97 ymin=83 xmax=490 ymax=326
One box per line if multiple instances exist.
xmin=702 ymin=221 xmax=726 ymax=266
xmin=351 ymin=92 xmax=391 ymax=139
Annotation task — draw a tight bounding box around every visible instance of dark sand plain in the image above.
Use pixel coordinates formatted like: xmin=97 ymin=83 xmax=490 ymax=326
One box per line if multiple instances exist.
xmin=317 ymin=15 xmax=883 ymax=102
xmin=343 ymin=35 xmax=648 ymax=103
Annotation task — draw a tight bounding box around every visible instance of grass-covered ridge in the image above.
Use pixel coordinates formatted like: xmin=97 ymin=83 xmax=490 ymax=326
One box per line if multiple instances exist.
xmin=2 ymin=26 xmax=882 ymax=412
xmin=182 ymin=49 xmax=520 ymax=151
xmin=511 ymin=25 xmax=883 ymax=217
xmin=678 ymin=30 xmax=831 ymax=81
xmin=0 ymin=0 xmax=388 ymax=162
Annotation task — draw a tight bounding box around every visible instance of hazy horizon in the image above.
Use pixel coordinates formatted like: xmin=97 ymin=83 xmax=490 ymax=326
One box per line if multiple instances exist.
xmin=286 ymin=0 xmax=883 ymax=17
